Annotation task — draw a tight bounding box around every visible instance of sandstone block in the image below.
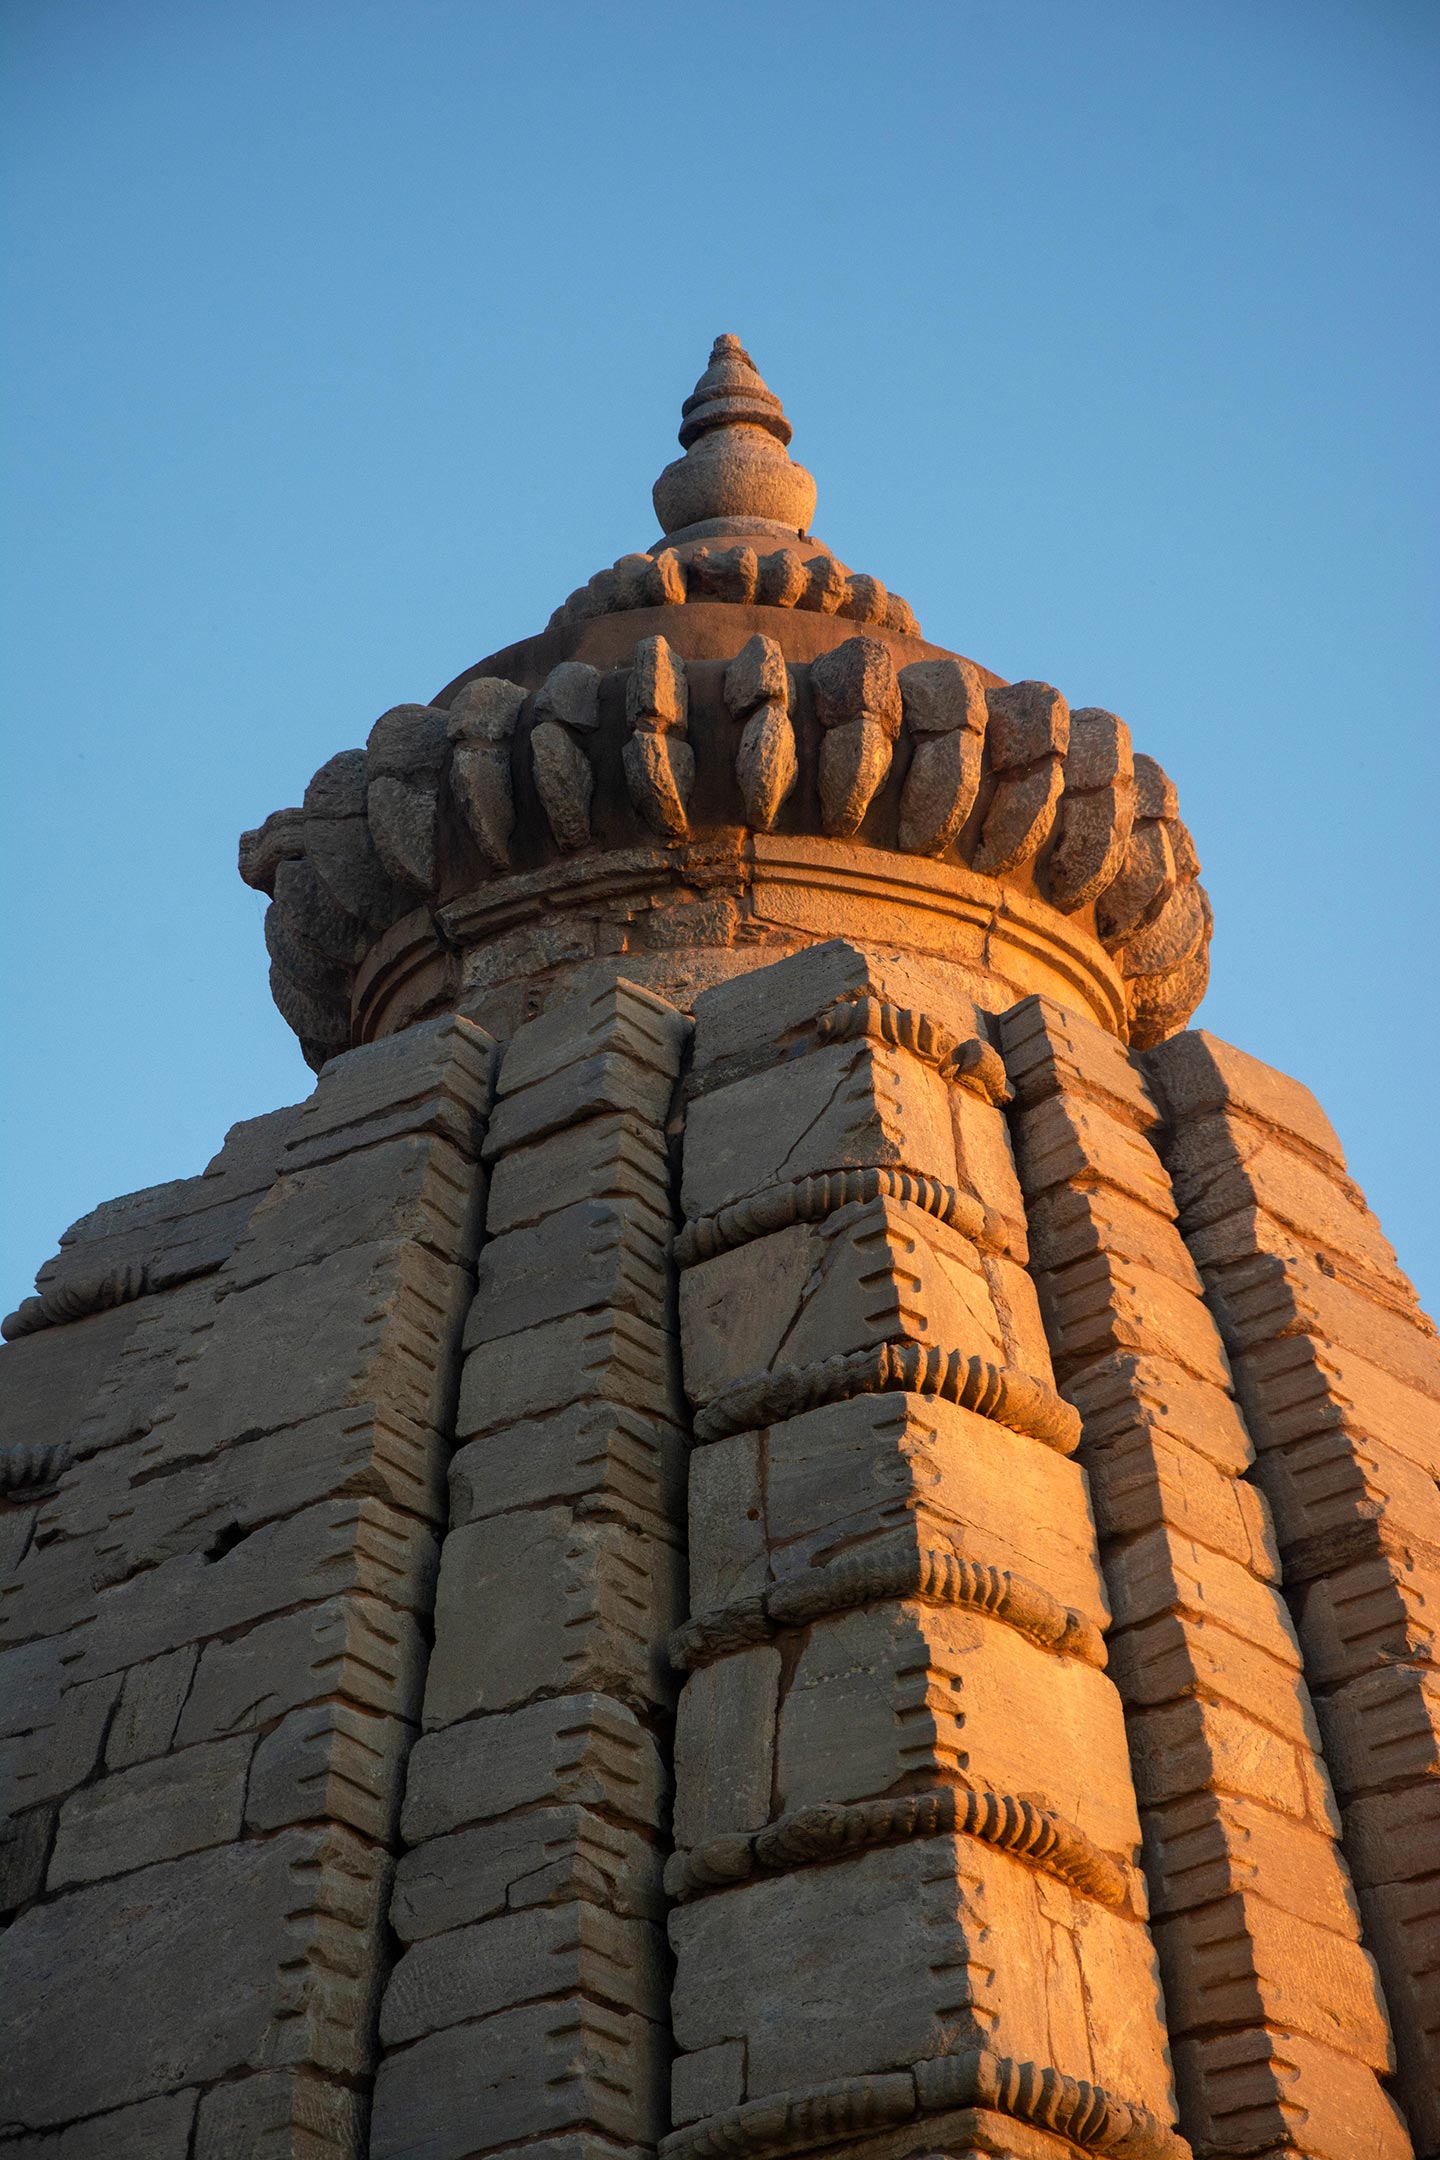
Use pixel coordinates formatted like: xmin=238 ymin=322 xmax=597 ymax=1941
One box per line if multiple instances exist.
xmin=455 ymin=1309 xmax=683 ymax=1436
xmin=1107 ymin=1608 xmax=1315 ymax=1742
xmin=1292 ymin=1549 xmax=1440 ymax=1689
xmin=685 ymin=1430 xmax=766 ymax=1612
xmin=775 ymin=1601 xmax=1139 ymax=1858
xmin=1066 ymin=1350 xmax=1255 ymax=1476
xmin=1155 ymin=1891 xmax=1392 ymax=2069
xmin=1126 ymin=1695 xmax=1333 ymax=1831
xmin=1355 ymin=1873 xmax=1440 ymax=2154
xmin=449 ymin=1401 xmax=685 ymax=1536
xmin=176 ymin=1593 xmax=426 ymax=1744
xmin=999 ymin=993 xmax=1158 ymax=1131
xmin=756 ymin=1391 xmax=1106 ymax=1625
xmin=0 ymin=1300 xmax=146 ymax=1462
xmin=672 ymin=2038 xmax=746 ymax=2126
xmin=0 ymin=1804 xmax=53 ymax=1916
xmin=669 ymin=1834 xmax=1172 ymax=2116
xmin=422 ymin=1508 xmax=680 ymax=1726
xmin=1104 ymin=1524 xmax=1300 ymax=1662
xmin=484 ymin=1110 xmax=669 ymax=1237
xmin=1314 ymin=1661 xmax=1440 ymax=1801
xmin=673 ymin=1647 xmax=782 ymax=1848
xmin=0 ymin=1826 xmax=389 ymax=2126
xmin=399 ymin=1694 xmax=666 ymax=1844
xmin=138 ymin=1238 xmax=471 ymax=1471
xmin=680 ymin=1037 xmax=958 ymax=1222
xmin=1170 ymin=2024 xmax=1412 ymax=2160
xmin=283 ymin=1011 xmax=496 ymax=1170
xmin=246 ymin=1700 xmax=412 ymax=1840
xmin=1142 ymin=1789 xmax=1361 ymax=1935
xmin=1235 ymin=1333 xmax=1440 ymax=1479
xmin=225 ymin=1131 xmax=482 ymax=1289
xmin=1165 ymin=1118 xmax=1399 ymax=1281
xmin=1146 ymin=1029 xmax=1346 ymax=1166
xmin=1035 ymin=1251 xmax=1231 ymax=1392
xmin=690 ymin=938 xmax=983 ymax=1080
xmin=679 ymin=1198 xmax=1004 ymax=1409
xmin=0 ymin=2095 xmax=198 ymax=2159
xmin=464 ymin=1193 xmax=670 ymax=1347
xmin=1084 ymin=1422 xmax=1277 ymax=1578
xmin=482 ymin=1050 xmax=675 ymax=1160
xmin=380 ymin=1901 xmax=665 ymax=2047
xmin=1012 ymin=1091 xmax=1174 ymax=1215
xmin=193 ymin=2067 xmax=365 ymax=2160
xmin=48 ymin=1735 xmax=252 ymax=1888
xmin=1025 ymin=1181 xmax=1204 ymax=1291
xmin=0 ymin=1666 xmax=121 ymax=1816
xmin=100 ymin=1651 xmax=190 ymax=1773
xmin=497 ymin=977 xmax=688 ymax=1101
xmin=1343 ymin=1781 xmax=1440 ymax=1886
xmin=391 ymin=1803 xmax=661 ymax=1942
xmin=368 ymin=1999 xmax=666 ymax=2158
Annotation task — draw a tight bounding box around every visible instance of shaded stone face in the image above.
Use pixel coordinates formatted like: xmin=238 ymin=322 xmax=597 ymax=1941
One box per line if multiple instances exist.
xmin=3 ymin=340 xmax=1435 ymax=2160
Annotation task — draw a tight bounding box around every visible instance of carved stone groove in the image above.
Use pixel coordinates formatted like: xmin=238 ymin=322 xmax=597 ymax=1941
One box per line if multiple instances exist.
xmin=665 ymin=1785 xmax=1130 ymax=1909
xmin=670 ymin=1535 xmax=1106 ymax=1672
xmin=691 ymin=1338 xmax=1083 ymax=1454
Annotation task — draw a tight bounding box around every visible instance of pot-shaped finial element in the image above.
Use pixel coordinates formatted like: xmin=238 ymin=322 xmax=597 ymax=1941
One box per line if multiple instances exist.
xmin=652 ymin=335 xmax=818 ymax=543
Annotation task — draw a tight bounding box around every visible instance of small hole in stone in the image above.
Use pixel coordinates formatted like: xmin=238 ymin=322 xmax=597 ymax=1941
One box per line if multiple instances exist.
xmin=205 ymin=1521 xmax=246 ymax=1562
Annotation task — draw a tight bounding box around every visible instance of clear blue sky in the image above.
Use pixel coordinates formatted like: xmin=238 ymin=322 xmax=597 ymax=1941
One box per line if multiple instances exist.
xmin=3 ymin=1 xmax=1437 ymax=1316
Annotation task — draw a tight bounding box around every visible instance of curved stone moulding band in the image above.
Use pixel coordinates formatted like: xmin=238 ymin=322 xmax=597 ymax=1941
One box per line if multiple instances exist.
xmin=665 ymin=1784 xmax=1131 ymax=1912
xmin=673 ymin=1167 xmax=1006 ymax=1271
xmin=690 ymin=1339 xmax=1083 ymax=1455
xmin=2 ymin=1258 xmax=153 ymax=1342
xmin=659 ymin=2048 xmax=1185 ymax=2160
xmin=669 ymin=1538 xmax=1105 ymax=1674
xmin=0 ymin=1440 xmax=72 ymax=1494
xmin=813 ymin=999 xmax=1013 ymax=1105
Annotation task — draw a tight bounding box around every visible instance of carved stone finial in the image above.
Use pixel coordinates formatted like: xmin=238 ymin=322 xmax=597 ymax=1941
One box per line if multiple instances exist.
xmin=652 ymin=335 xmax=818 ymax=543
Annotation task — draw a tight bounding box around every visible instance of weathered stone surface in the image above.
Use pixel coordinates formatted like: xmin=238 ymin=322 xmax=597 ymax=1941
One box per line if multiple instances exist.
xmin=498 ymin=977 xmax=688 ymax=1101
xmin=246 ymin=1700 xmax=412 ymax=1840
xmin=1147 ymin=1029 xmax=1346 ymax=1166
xmin=176 ymin=1592 xmax=426 ymax=1744
xmin=464 ymin=1193 xmax=670 ymax=1347
xmin=0 ymin=1299 xmax=146 ymax=1458
xmin=1171 ymin=2024 xmax=1412 ymax=2160
xmin=369 ymin=1999 xmax=666 ymax=2159
xmin=400 ymin=1693 xmax=666 ymax=1844
xmin=380 ymin=1900 xmax=664 ymax=2046
xmin=775 ymin=1601 xmax=1139 ymax=1857
xmin=450 ymin=1399 xmax=684 ymax=1534
xmin=681 ymin=1036 xmax=958 ymax=1221
xmin=456 ymin=1308 xmax=683 ymax=1436
xmin=48 ymin=1735 xmax=252 ymax=1887
xmin=192 ymin=2068 xmax=365 ymax=2160
xmin=669 ymin=1835 xmax=1172 ymax=2115
xmin=0 ymin=1827 xmax=389 ymax=2127
xmin=485 ymin=1108 xmax=668 ymax=1238
xmin=391 ymin=1802 xmax=661 ymax=1942
xmin=105 ymin=1645 xmax=197 ymax=1768
xmin=672 ymin=2039 xmax=747 ymax=2126
xmin=1155 ymin=1891 xmax=1392 ymax=2069
xmin=680 ymin=1197 xmax=1004 ymax=1408
xmin=483 ymin=1051 xmax=675 ymax=1161
xmin=673 ymin=1647 xmax=782 ymax=1848
xmin=0 ymin=2094 xmax=199 ymax=2159
xmin=422 ymin=1508 xmax=680 ymax=1725
xmin=283 ymin=1012 xmax=495 ymax=1169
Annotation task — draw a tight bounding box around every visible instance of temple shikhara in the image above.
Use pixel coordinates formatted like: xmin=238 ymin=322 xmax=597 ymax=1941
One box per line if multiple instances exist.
xmin=3 ymin=339 xmax=1437 ymax=2160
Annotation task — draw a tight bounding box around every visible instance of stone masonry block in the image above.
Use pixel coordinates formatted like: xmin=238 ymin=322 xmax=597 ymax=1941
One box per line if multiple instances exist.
xmin=1026 ymin=1181 xmax=1204 ymax=1292
xmin=48 ymin=1735 xmax=252 ymax=1888
xmin=1035 ymin=1252 xmax=1231 ymax=1392
xmin=391 ymin=1803 xmax=661 ymax=1943
xmin=1011 ymin=1092 xmax=1175 ymax=1216
xmin=1164 ymin=1117 xmax=1400 ymax=1284
xmin=1292 ymin=1548 xmax=1440 ymax=1690
xmin=193 ymin=2067 xmax=366 ymax=2160
xmin=61 ymin=1496 xmax=436 ymax=1690
xmin=1066 ymin=1350 xmax=1255 ymax=1476
xmin=0 ymin=1300 xmax=146 ymax=1462
xmin=1209 ymin=1248 xmax=1440 ymax=1399
xmin=1154 ymin=1891 xmax=1392 ymax=2069
xmin=673 ymin=1647 xmax=782 ymax=1848
xmin=380 ymin=1900 xmax=665 ymax=2047
xmin=776 ymin=1601 xmax=1139 ymax=1859
xmin=1344 ymin=1781 xmax=1440 ymax=1887
xmin=482 ymin=1051 xmax=675 ymax=1160
xmin=1235 ymin=1333 xmax=1440 ymax=1480
xmin=0 ymin=1826 xmax=389 ymax=2128
xmin=456 ymin=1309 xmax=683 ymax=1437
xmin=1314 ymin=1661 xmax=1440 ymax=1802
xmin=485 ymin=1109 xmax=669 ymax=1237
xmin=1107 ymin=1607 xmax=1316 ymax=1741
xmin=680 ymin=1197 xmax=1005 ymax=1408
xmin=105 ymin=1645 xmax=197 ymax=1768
xmin=449 ymin=1400 xmax=684 ymax=1536
xmin=464 ymin=1192 xmax=671 ymax=1348
xmin=1356 ymin=1873 xmax=1440 ymax=2156
xmin=246 ymin=1700 xmax=413 ymax=1841
xmin=1104 ymin=1524 xmax=1301 ymax=1663
xmin=224 ymin=1130 xmax=483 ymax=1288
xmin=689 ymin=939 xmax=985 ymax=1081
xmin=422 ymin=1509 xmax=681 ymax=1727
xmin=746 ymin=1390 xmax=1107 ymax=1626
xmin=176 ymin=1593 xmax=426 ymax=1745
xmin=368 ymin=1998 xmax=666 ymax=2160
xmin=138 ymin=1238 xmax=471 ymax=1472
xmin=497 ymin=976 xmax=688 ymax=1100
xmin=282 ymin=1010 xmax=497 ymax=1171
xmin=1128 ymin=1694 xmax=1337 ymax=1835
xmin=399 ymin=1694 xmax=666 ymax=1845
xmin=686 ymin=1430 xmax=767 ymax=1611
xmin=1142 ymin=1789 xmax=1362 ymax=1936
xmin=999 ymin=994 xmax=1159 ymax=1132
xmin=668 ymin=1834 xmax=1174 ymax=2118
xmin=680 ymin=1037 xmax=958 ymax=1222
xmin=1170 ymin=2024 xmax=1411 ymax=2160
xmin=1145 ymin=1029 xmax=1346 ymax=1167
xmin=0 ymin=2094 xmax=199 ymax=2160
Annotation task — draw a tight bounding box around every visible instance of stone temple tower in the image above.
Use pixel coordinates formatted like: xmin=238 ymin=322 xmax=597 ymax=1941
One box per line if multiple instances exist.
xmin=2 ymin=339 xmax=1436 ymax=2160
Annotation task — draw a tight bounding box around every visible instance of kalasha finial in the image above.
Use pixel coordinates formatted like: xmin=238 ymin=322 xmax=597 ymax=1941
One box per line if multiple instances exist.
xmin=653 ymin=335 xmax=818 ymax=542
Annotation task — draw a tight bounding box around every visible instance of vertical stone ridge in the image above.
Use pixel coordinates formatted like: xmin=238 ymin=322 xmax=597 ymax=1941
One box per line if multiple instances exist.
xmin=999 ymin=994 xmax=1411 ymax=2160
xmin=0 ymin=1012 xmax=499 ymax=2157
xmin=368 ymin=973 xmax=691 ymax=2160
xmin=1145 ymin=1028 xmax=1440 ymax=2160
xmin=663 ymin=941 xmax=1179 ymax=2148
